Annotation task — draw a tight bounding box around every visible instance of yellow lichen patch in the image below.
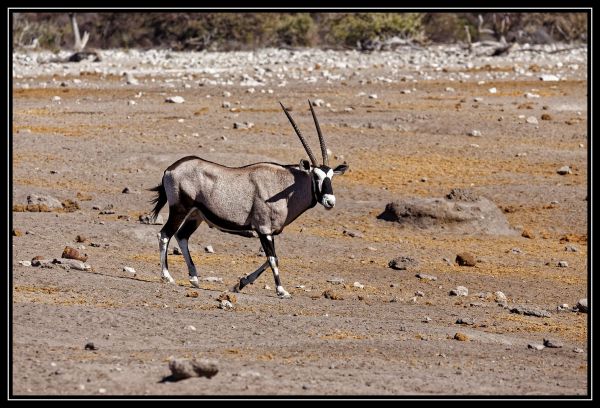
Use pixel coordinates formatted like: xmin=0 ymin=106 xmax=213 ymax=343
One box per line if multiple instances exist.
xmin=493 ymin=313 xmax=587 ymax=343
xmin=12 ymin=125 xmax=83 ymax=137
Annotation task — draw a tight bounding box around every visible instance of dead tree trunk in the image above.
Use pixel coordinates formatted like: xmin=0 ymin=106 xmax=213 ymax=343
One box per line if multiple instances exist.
xmin=69 ymin=13 xmax=89 ymax=51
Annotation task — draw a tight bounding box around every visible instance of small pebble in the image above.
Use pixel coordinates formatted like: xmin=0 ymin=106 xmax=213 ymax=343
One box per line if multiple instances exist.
xmin=205 ymin=245 xmax=214 ymax=253
xmin=528 ymin=344 xmax=545 ymax=351
xmin=557 ymin=261 xmax=568 ymax=267
xmin=543 ymin=338 xmax=563 ymax=348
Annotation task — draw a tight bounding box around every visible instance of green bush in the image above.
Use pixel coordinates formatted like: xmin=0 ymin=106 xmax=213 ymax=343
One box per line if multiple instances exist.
xmin=325 ymin=13 xmax=424 ymax=47
xmin=274 ymin=13 xmax=316 ymax=47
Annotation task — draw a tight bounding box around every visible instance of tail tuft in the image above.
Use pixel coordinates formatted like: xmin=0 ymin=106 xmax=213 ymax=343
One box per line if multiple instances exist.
xmin=148 ymin=184 xmax=167 ymax=221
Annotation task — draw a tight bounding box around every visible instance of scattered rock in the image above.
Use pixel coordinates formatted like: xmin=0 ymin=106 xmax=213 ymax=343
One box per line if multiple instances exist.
xmin=222 ymin=101 xmax=231 ymax=108
xmin=524 ymin=92 xmax=540 ymax=98
xmin=76 ymin=235 xmax=87 ymax=243
xmin=13 ymin=228 xmax=23 ymax=236
xmin=217 ymin=292 xmax=237 ymax=304
xmin=488 ymin=88 xmax=497 ymax=94
xmin=455 ymin=252 xmax=476 ymax=267
xmin=167 ymin=358 xmax=218 ymax=381
xmin=540 ymin=74 xmax=559 ymax=82
xmin=573 ymin=348 xmax=584 ymax=353
xmin=422 ymin=316 xmax=432 ymax=323
xmin=468 ymin=130 xmax=482 ymax=137
xmin=576 ymin=298 xmax=588 ymax=313
xmin=557 ymin=261 xmax=568 ymax=268
xmin=353 ymin=282 xmax=364 ymax=289
xmin=494 ymin=291 xmax=507 ymax=302
xmin=565 ymin=245 xmax=579 ymax=252
xmin=445 ymin=87 xmax=455 ymax=92
xmin=122 ymin=187 xmax=132 ymax=193
xmin=62 ymin=246 xmax=88 ymax=262
xmin=541 ymin=113 xmax=552 ymax=120
xmin=526 ymin=116 xmax=539 ymax=125
xmin=543 ymin=338 xmax=563 ymax=348
xmin=61 ymin=199 xmax=80 ymax=212
xmin=323 ymin=289 xmax=343 ymax=300
xmin=204 ymin=245 xmax=215 ymax=254
xmin=450 ymin=286 xmax=469 ymax=297
xmin=415 ymin=291 xmax=425 ymax=297
xmin=264 ymin=284 xmax=271 ymax=290
xmin=125 ymin=73 xmax=139 ymax=85
xmin=186 ymin=291 xmax=199 ymax=298
xmin=368 ymin=94 xmax=378 ymax=99
xmin=327 ymin=278 xmax=345 ymax=285
xmin=311 ymin=99 xmax=325 ymax=107
xmin=18 ymin=261 xmax=32 ymax=266
xmin=123 ymin=266 xmax=136 ymax=276
xmin=388 ymin=256 xmax=418 ymax=270
xmin=84 ymin=342 xmax=98 ymax=351
xmin=31 ymin=256 xmax=52 ymax=267
xmin=139 ymin=214 xmax=164 ymax=225
xmin=219 ymin=300 xmax=234 ymax=310
xmin=27 ymin=194 xmax=62 ymax=210
xmin=165 ymin=96 xmax=185 ymax=104
xmin=203 ymin=276 xmax=223 ymax=283
xmin=54 ymin=258 xmax=91 ymax=271
xmin=528 ymin=344 xmax=545 ymax=351
xmin=456 ymin=317 xmax=475 ymax=325
xmin=509 ymin=305 xmax=551 ymax=318
xmin=99 ymin=204 xmax=115 ymax=215
xmin=343 ymin=229 xmax=364 ymax=238
xmin=185 ymin=325 xmax=196 ymax=331
xmin=557 ymin=166 xmax=572 ymax=175
xmin=521 ymin=229 xmax=535 ymax=239
xmin=416 ymin=273 xmax=437 ymax=281
xmin=454 ymin=332 xmax=469 ymax=341
xmin=233 ymin=122 xmax=254 ymax=129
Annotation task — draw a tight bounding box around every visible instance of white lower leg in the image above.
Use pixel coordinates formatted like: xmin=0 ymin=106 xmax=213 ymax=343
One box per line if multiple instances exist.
xmin=178 ymin=237 xmax=199 ymax=288
xmin=268 ymin=256 xmax=290 ymax=299
xmin=158 ymin=233 xmax=174 ymax=283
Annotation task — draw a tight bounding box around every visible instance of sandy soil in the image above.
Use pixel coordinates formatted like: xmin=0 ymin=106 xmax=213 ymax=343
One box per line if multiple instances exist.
xmin=11 ymin=45 xmax=588 ymax=397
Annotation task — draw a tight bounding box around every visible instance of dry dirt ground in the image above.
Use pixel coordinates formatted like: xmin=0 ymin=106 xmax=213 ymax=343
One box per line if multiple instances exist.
xmin=11 ymin=46 xmax=588 ymax=397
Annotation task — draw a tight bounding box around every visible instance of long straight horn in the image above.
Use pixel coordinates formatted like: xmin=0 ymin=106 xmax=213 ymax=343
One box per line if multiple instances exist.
xmin=279 ymin=102 xmax=318 ymax=167
xmin=308 ymin=100 xmax=329 ymax=166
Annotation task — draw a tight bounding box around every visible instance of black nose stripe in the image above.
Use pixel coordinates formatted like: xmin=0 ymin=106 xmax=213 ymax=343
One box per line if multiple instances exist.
xmin=321 ymin=177 xmax=333 ymax=195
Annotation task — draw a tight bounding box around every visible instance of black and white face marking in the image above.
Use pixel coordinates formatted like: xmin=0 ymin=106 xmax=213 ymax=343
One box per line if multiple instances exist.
xmin=313 ymin=166 xmax=336 ymax=209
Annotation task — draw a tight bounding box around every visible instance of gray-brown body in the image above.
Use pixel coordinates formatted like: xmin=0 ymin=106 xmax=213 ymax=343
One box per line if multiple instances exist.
xmin=162 ymin=156 xmax=316 ymax=237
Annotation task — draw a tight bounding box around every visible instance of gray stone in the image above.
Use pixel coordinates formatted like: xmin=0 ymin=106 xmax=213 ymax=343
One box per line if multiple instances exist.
xmin=219 ymin=300 xmax=233 ymax=310
xmin=203 ymin=277 xmax=223 ymax=283
xmin=204 ymin=245 xmax=215 ymax=254
xmin=468 ymin=130 xmax=482 ymax=137
xmin=312 ymin=99 xmax=325 ymax=107
xmin=388 ymin=256 xmax=418 ymax=270
xmin=456 ymin=317 xmax=475 ymax=325
xmin=573 ymin=348 xmax=584 ymax=353
xmin=422 ymin=316 xmax=431 ymax=323
xmin=416 ymin=273 xmax=437 ymax=281
xmin=168 ymin=358 xmax=218 ymax=380
xmin=565 ymin=245 xmax=579 ymax=252
xmin=18 ymin=261 xmax=32 ymax=267
xmin=495 ymin=291 xmax=507 ymax=302
xmin=528 ymin=343 xmax=545 ymax=350
xmin=222 ymin=101 xmax=231 ymax=108
xmin=540 ymin=74 xmax=559 ymax=81
xmin=123 ymin=266 xmax=136 ymax=275
xmin=343 ymin=229 xmax=364 ymax=238
xmin=27 ymin=194 xmax=62 ymax=209
xmin=557 ymin=261 xmax=569 ymax=267
xmin=510 ymin=305 xmax=551 ymax=318
xmin=450 ymin=286 xmax=469 ymax=297
xmin=526 ymin=116 xmax=538 ymax=125
xmin=576 ymin=298 xmax=588 ymax=313
xmin=165 ymin=96 xmax=185 ymax=104
xmin=415 ymin=291 xmax=425 ymax=297
xmin=543 ymin=338 xmax=563 ymax=348
xmin=557 ymin=166 xmax=572 ymax=175
xmin=327 ymin=278 xmax=345 ymax=285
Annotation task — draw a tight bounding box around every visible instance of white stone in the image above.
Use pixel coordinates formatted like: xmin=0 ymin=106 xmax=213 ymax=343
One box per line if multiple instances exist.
xmin=165 ymin=96 xmax=185 ymax=104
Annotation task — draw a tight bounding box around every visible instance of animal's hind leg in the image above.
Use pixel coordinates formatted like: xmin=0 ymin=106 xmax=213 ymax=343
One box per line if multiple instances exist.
xmin=259 ymin=234 xmax=291 ymax=299
xmin=158 ymin=206 xmax=187 ymax=284
xmin=175 ymin=210 xmax=203 ymax=288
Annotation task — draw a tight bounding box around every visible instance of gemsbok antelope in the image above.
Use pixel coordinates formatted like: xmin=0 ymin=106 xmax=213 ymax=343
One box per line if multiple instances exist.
xmin=149 ymin=100 xmax=348 ymax=298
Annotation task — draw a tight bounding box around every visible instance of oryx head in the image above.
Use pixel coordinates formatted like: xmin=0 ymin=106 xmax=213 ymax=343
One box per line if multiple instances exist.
xmin=280 ymin=100 xmax=349 ymax=210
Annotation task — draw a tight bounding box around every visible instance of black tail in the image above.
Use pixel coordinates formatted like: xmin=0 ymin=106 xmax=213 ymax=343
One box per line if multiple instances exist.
xmin=149 ymin=183 xmax=167 ymax=221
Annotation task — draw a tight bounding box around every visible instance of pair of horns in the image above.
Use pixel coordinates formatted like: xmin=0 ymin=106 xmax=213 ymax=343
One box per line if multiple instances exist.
xmin=279 ymin=100 xmax=329 ymax=167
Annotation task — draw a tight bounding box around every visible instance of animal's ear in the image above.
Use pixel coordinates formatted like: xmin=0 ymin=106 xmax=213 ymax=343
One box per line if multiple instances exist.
xmin=299 ymin=159 xmax=311 ymax=172
xmin=333 ymin=163 xmax=349 ymax=175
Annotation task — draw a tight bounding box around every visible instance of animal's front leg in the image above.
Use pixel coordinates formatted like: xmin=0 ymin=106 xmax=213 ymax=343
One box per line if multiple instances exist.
xmin=233 ymin=260 xmax=269 ymax=292
xmin=260 ymin=234 xmax=291 ymax=299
